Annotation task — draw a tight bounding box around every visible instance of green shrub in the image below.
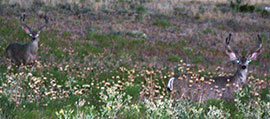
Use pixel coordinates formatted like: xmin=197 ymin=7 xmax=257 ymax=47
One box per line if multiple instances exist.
xmin=230 ymin=0 xmax=255 ymax=13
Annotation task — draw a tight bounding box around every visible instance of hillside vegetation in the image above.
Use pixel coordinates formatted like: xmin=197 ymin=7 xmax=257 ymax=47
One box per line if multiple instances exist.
xmin=0 ymin=0 xmax=270 ymax=118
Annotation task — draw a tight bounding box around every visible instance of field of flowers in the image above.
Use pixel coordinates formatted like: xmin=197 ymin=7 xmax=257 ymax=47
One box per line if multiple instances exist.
xmin=0 ymin=0 xmax=270 ymax=118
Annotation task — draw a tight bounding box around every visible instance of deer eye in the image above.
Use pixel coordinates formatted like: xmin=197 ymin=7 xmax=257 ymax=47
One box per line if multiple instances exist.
xmin=247 ymin=59 xmax=252 ymax=63
xmin=35 ymin=34 xmax=39 ymax=37
xmin=29 ymin=34 xmax=33 ymax=37
xmin=236 ymin=59 xmax=240 ymax=64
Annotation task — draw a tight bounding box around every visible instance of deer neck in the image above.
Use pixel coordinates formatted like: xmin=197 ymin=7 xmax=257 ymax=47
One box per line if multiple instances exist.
xmin=29 ymin=40 xmax=39 ymax=53
xmin=233 ymin=68 xmax=248 ymax=85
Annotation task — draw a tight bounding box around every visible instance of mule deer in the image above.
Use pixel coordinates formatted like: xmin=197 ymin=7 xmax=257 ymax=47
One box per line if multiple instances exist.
xmin=167 ymin=34 xmax=263 ymax=102
xmin=5 ymin=14 xmax=49 ymax=71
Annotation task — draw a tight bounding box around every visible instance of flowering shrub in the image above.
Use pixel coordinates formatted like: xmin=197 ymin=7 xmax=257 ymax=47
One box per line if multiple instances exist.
xmin=144 ymin=98 xmax=177 ymax=118
xmin=99 ymin=86 xmax=132 ymax=118
xmin=235 ymin=86 xmax=270 ymax=119
xmin=56 ymin=82 xmax=270 ymax=119
xmin=1 ymin=72 xmax=44 ymax=105
xmin=1 ymin=62 xmax=269 ymax=119
xmin=205 ymin=105 xmax=230 ymax=119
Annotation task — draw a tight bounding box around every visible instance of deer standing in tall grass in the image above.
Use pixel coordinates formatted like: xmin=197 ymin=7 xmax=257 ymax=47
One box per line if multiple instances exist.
xmin=167 ymin=34 xmax=263 ymax=102
xmin=5 ymin=14 xmax=49 ymax=71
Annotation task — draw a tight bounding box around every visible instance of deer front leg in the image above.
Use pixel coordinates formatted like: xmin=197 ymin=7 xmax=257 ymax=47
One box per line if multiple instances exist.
xmin=30 ymin=65 xmax=35 ymax=72
xmin=24 ymin=55 xmax=35 ymax=72
xmin=30 ymin=60 xmax=37 ymax=72
xmin=16 ymin=64 xmax=22 ymax=72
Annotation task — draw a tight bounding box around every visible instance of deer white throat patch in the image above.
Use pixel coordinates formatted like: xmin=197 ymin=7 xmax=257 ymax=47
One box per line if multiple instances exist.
xmin=240 ymin=69 xmax=248 ymax=83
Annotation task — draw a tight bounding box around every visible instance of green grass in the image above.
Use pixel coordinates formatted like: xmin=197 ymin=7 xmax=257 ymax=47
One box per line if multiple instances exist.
xmin=167 ymin=55 xmax=181 ymax=62
xmin=203 ymin=27 xmax=212 ymax=34
xmin=152 ymin=19 xmax=172 ymax=27
xmin=191 ymin=56 xmax=205 ymax=64
xmin=73 ymin=42 xmax=103 ymax=57
xmin=177 ymin=40 xmax=187 ymax=46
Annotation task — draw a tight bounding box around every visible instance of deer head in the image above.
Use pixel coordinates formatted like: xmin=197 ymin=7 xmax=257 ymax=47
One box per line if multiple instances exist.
xmin=225 ymin=34 xmax=263 ymax=71
xmin=20 ymin=13 xmax=49 ymax=41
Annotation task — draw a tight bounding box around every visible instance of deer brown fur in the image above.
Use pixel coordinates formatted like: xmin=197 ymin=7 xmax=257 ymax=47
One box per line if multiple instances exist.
xmin=5 ymin=14 xmax=49 ymax=71
xmin=168 ymin=34 xmax=263 ymax=102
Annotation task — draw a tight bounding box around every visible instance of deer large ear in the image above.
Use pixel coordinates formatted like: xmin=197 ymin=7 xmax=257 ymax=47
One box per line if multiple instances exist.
xmin=22 ymin=26 xmax=31 ymax=34
xmin=225 ymin=33 xmax=238 ymax=61
xmin=226 ymin=49 xmax=238 ymax=61
xmin=247 ymin=35 xmax=263 ymax=61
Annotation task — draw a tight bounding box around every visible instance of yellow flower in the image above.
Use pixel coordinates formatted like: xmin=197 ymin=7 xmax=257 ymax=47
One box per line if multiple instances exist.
xmin=59 ymin=109 xmax=64 ymax=114
xmin=107 ymin=106 xmax=111 ymax=110
xmin=134 ymin=104 xmax=138 ymax=110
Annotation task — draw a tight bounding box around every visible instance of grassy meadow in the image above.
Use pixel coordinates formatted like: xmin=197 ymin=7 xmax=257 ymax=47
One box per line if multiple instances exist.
xmin=0 ymin=0 xmax=270 ymax=118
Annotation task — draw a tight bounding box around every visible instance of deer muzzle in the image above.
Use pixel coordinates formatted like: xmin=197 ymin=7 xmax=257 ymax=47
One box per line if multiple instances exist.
xmin=241 ymin=65 xmax=247 ymax=69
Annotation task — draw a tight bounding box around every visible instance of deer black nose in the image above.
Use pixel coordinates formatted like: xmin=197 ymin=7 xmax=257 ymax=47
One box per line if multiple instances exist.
xmin=241 ymin=65 xmax=247 ymax=69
